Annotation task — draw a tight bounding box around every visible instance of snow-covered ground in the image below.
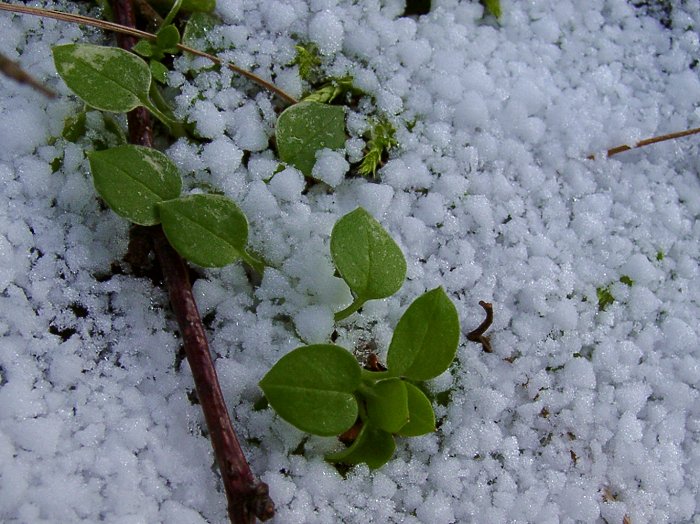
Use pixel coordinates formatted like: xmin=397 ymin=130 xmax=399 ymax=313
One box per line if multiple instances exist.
xmin=1 ymin=0 xmax=699 ymax=522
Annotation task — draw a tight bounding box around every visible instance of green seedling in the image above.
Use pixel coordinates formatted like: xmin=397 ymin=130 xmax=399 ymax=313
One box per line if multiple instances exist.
xmin=331 ymin=208 xmax=406 ymax=321
xmin=596 ymin=275 xmax=634 ymax=311
xmin=259 ymin=286 xmax=459 ymax=469
xmin=358 ymin=118 xmax=398 ymax=177
xmin=596 ymin=285 xmax=614 ymax=311
xmin=619 ymin=275 xmax=634 ymax=287
xmin=275 ymin=100 xmax=346 ymax=178
xmin=133 ymin=24 xmax=181 ymax=83
xmin=292 ymin=42 xmax=322 ymax=82
xmin=303 ymin=76 xmax=365 ymax=104
xmin=132 ymin=0 xmax=184 ymax=83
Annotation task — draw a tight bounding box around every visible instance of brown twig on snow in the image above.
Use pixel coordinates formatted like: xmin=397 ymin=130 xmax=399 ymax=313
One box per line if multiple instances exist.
xmin=0 ymin=50 xmax=56 ymax=98
xmin=109 ymin=0 xmax=273 ymax=521
xmin=587 ymin=126 xmax=700 ymax=159
xmin=466 ymin=301 xmax=493 ymax=353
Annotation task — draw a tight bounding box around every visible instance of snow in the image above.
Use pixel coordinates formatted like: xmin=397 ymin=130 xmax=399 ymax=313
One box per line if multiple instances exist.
xmin=1 ymin=0 xmax=700 ymax=522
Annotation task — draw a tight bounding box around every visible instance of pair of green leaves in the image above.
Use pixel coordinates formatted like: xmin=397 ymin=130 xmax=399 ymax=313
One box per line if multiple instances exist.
xmin=259 ymin=286 xmax=460 ymax=468
xmin=88 ymin=145 xmax=262 ymax=271
xmin=133 ymin=24 xmax=181 ymax=84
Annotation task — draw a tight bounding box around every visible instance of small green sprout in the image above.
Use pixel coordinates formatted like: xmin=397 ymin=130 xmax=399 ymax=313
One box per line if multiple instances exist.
xmin=596 ymin=285 xmax=614 ymax=311
xmin=292 ymin=42 xmax=322 ymax=82
xmin=619 ymin=275 xmax=634 ymax=287
xmin=303 ymin=76 xmax=365 ymax=104
xmin=481 ymin=0 xmax=502 ymax=19
xmin=358 ymin=118 xmax=398 ymax=177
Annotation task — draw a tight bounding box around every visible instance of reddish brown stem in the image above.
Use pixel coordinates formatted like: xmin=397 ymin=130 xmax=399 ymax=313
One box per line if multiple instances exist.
xmin=109 ymin=0 xmax=273 ymax=521
xmin=152 ymin=228 xmax=274 ymax=523
xmin=466 ymin=301 xmax=493 ymax=353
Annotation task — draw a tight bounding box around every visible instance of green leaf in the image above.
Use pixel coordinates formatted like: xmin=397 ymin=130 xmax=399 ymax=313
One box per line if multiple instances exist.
xmin=259 ymin=344 xmax=361 ymax=436
xmin=157 ymin=194 xmax=251 ymax=268
xmin=387 ymin=287 xmax=460 ymax=381
xmin=132 ymin=39 xmax=155 ymax=58
xmin=52 ymin=43 xmax=152 ymax=113
xmin=481 ymin=0 xmax=501 ymax=18
xmin=88 ymin=145 xmax=182 ymax=225
xmin=150 ymin=60 xmax=170 ymax=84
xmin=182 ymin=12 xmax=220 ymax=50
xmin=275 ymin=101 xmax=346 ymax=177
xmin=363 ymin=378 xmax=409 ymax=434
xmin=156 ymin=24 xmax=181 ymax=53
xmin=62 ymin=110 xmax=87 ymax=142
xmin=397 ymin=382 xmax=435 ymax=436
xmin=331 ymin=207 xmax=406 ymax=304
xmin=326 ymin=423 xmax=395 ymax=469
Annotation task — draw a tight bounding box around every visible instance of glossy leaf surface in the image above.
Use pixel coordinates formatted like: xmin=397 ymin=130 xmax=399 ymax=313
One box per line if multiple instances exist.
xmin=331 ymin=208 xmax=406 ymax=301
xmin=157 ymin=194 xmax=249 ymax=267
xmin=364 ymin=378 xmax=409 ymax=434
xmin=88 ymin=145 xmax=182 ymax=225
xmin=259 ymin=344 xmax=361 ymax=436
xmin=397 ymin=382 xmax=435 ymax=436
xmin=326 ymin=423 xmax=395 ymax=469
xmin=53 ymin=44 xmax=151 ymax=112
xmin=387 ymin=287 xmax=460 ymax=381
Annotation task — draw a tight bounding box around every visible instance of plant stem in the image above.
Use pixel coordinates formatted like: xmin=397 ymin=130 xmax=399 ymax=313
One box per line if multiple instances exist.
xmin=152 ymin=227 xmax=274 ymax=523
xmin=588 ymin=126 xmax=700 ymax=159
xmin=110 ymin=0 xmax=274 ymax=521
xmin=334 ymin=297 xmax=366 ymax=322
xmin=0 ymin=1 xmax=298 ymax=105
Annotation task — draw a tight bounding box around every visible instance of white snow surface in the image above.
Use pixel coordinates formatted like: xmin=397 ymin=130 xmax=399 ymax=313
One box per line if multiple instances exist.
xmin=1 ymin=0 xmax=700 ymax=523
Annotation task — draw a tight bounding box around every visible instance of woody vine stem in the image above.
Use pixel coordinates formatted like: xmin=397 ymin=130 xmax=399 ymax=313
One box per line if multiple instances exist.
xmin=110 ymin=0 xmax=273 ymax=522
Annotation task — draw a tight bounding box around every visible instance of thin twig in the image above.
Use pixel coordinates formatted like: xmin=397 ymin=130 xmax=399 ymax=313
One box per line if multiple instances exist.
xmin=466 ymin=301 xmax=493 ymax=353
xmin=108 ymin=0 xmax=274 ymax=521
xmin=587 ymin=126 xmax=700 ymax=159
xmin=0 ymin=50 xmax=56 ymax=98
xmin=0 ymin=1 xmax=298 ymax=105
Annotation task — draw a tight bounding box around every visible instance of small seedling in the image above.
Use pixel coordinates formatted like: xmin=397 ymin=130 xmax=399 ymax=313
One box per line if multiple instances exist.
xmin=292 ymin=41 xmax=322 ymax=82
xmin=259 ymin=287 xmax=460 ymax=469
xmin=619 ymin=275 xmax=634 ymax=287
xmin=596 ymin=285 xmax=614 ymax=311
xmin=358 ymin=118 xmax=398 ymax=177
xmin=303 ymin=75 xmax=365 ymax=104
xmin=330 ymin=208 xmax=406 ymax=321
